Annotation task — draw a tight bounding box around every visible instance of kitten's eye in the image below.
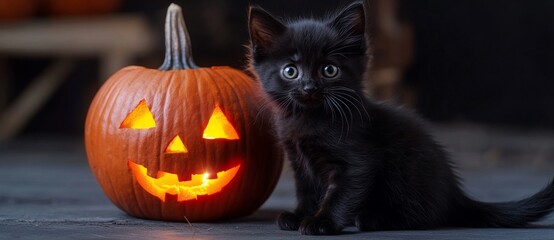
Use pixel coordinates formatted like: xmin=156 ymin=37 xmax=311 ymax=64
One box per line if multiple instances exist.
xmin=322 ymin=64 xmax=339 ymax=78
xmin=282 ymin=65 xmax=299 ymax=79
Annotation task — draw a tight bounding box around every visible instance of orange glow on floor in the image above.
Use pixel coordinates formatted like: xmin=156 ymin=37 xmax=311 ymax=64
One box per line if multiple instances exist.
xmin=128 ymin=160 xmax=240 ymax=202
xmin=165 ymin=135 xmax=188 ymax=154
xmin=120 ymin=99 xmax=156 ymax=129
xmin=202 ymin=106 xmax=240 ymax=140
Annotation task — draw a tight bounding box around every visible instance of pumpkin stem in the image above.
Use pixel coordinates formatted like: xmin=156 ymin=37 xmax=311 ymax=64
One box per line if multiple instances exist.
xmin=159 ymin=3 xmax=198 ymax=70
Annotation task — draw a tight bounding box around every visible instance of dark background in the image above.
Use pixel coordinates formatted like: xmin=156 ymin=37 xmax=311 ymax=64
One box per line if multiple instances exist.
xmin=404 ymin=0 xmax=554 ymax=127
xmin=2 ymin=0 xmax=553 ymax=137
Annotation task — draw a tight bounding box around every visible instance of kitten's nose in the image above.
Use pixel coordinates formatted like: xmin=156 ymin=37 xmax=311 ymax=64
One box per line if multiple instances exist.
xmin=302 ymin=84 xmax=319 ymax=95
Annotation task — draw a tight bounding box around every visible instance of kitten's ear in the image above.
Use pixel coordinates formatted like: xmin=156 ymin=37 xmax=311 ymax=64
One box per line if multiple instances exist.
xmin=248 ymin=6 xmax=286 ymax=53
xmin=329 ymin=2 xmax=366 ymax=37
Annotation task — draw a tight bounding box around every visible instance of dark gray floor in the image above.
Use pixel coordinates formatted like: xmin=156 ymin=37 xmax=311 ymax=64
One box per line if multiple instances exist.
xmin=1 ymin=124 xmax=554 ymax=239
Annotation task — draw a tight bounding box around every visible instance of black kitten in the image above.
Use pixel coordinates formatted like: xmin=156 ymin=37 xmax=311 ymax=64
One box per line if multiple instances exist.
xmin=247 ymin=1 xmax=554 ymax=235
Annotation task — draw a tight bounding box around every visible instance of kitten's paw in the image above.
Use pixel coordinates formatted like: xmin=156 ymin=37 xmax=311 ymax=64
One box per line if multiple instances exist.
xmin=355 ymin=215 xmax=378 ymax=231
xmin=299 ymin=216 xmax=341 ymax=235
xmin=277 ymin=211 xmax=302 ymax=231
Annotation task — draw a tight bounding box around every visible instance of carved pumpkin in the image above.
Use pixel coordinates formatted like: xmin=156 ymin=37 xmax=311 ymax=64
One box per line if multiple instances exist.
xmin=85 ymin=4 xmax=283 ymax=222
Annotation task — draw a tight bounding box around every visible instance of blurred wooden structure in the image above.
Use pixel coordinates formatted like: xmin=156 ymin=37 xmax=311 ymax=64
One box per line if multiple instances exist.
xmin=0 ymin=15 xmax=155 ymax=140
xmin=366 ymin=0 xmax=414 ymax=106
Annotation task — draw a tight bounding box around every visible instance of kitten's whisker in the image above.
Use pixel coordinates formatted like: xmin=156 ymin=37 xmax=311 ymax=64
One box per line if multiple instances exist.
xmin=328 ymin=42 xmax=362 ymax=54
xmin=331 ymin=95 xmax=355 ymax=132
xmin=327 ymin=97 xmax=345 ymax=140
xmin=328 ymin=96 xmax=350 ymax=140
xmin=329 ymin=52 xmax=362 ymax=59
xmin=332 ymin=93 xmax=364 ymax=126
xmin=349 ymin=92 xmax=371 ymax=124
xmin=331 ymin=95 xmax=353 ymax=120
xmin=252 ymin=101 xmax=275 ymax=127
xmin=328 ymin=86 xmax=355 ymax=92
xmin=331 ymin=91 xmax=364 ymax=110
xmin=282 ymin=97 xmax=295 ymax=117
xmin=328 ymin=94 xmax=370 ymax=126
xmin=256 ymin=93 xmax=284 ymax=113
xmin=322 ymin=96 xmax=330 ymax=113
xmin=327 ymin=42 xmax=364 ymax=59
xmin=323 ymin=95 xmax=337 ymax=124
xmin=328 ymin=53 xmax=348 ymax=60
xmin=349 ymin=91 xmax=372 ymax=124
xmin=270 ymin=93 xmax=296 ymax=117
xmin=329 ymin=87 xmax=371 ymax=125
xmin=291 ymin=98 xmax=299 ymax=116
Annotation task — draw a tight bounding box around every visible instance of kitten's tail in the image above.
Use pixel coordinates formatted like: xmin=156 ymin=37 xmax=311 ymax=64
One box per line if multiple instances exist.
xmin=455 ymin=178 xmax=554 ymax=227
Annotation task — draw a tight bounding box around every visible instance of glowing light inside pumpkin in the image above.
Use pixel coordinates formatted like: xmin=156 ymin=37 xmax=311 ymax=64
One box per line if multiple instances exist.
xmin=128 ymin=160 xmax=240 ymax=202
xmin=203 ymin=106 xmax=240 ymax=140
xmin=120 ymin=99 xmax=156 ymax=129
xmin=165 ymin=135 xmax=188 ymax=154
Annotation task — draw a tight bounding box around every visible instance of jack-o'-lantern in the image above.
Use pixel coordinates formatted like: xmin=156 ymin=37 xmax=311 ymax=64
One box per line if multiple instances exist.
xmin=84 ymin=4 xmax=283 ymax=222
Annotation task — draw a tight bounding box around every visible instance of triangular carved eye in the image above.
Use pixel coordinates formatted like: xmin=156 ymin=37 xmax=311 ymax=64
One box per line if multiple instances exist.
xmin=202 ymin=106 xmax=239 ymax=140
xmin=120 ymin=99 xmax=156 ymax=129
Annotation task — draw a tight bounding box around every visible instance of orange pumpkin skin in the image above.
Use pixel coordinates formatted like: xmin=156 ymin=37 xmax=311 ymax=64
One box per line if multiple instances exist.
xmin=84 ymin=4 xmax=283 ymax=222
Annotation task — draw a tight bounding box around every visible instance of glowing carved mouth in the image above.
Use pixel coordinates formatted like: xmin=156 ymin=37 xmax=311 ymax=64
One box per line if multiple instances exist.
xmin=128 ymin=160 xmax=240 ymax=202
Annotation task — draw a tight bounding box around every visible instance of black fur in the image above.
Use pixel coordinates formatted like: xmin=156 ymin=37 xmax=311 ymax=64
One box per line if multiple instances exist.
xmin=247 ymin=1 xmax=554 ymax=235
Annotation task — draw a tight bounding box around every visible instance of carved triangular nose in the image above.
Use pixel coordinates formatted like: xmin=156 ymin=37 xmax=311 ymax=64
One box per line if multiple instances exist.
xmin=165 ymin=135 xmax=188 ymax=154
